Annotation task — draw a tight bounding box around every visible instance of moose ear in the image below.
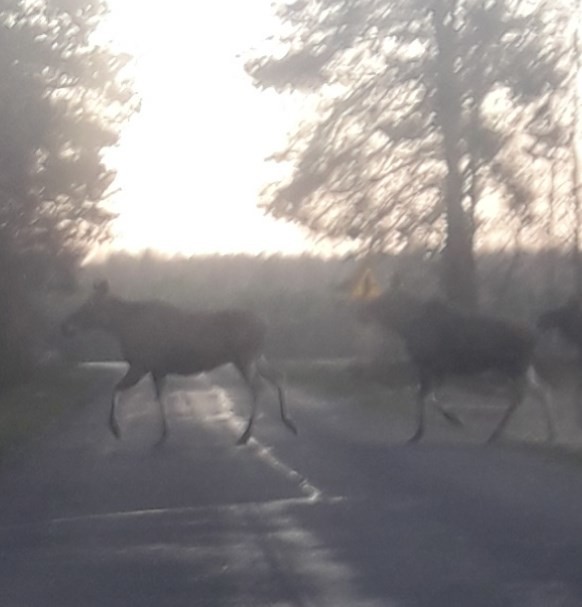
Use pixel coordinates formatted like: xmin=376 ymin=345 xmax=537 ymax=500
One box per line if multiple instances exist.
xmin=93 ymin=280 xmax=109 ymax=297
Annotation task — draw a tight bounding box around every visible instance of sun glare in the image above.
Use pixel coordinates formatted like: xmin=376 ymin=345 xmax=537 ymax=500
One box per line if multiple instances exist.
xmin=95 ymin=0 xmax=314 ymax=258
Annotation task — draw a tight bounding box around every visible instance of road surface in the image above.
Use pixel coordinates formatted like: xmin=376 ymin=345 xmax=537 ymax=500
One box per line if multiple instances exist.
xmin=1 ymin=363 xmax=582 ymax=607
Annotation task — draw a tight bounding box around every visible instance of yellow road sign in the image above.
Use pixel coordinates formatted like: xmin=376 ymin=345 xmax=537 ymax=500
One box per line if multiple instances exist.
xmin=350 ymin=267 xmax=382 ymax=301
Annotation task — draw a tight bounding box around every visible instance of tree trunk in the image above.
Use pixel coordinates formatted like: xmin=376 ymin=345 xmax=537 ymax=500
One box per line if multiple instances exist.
xmin=442 ymin=179 xmax=478 ymax=309
xmin=432 ymin=0 xmax=478 ymax=309
xmin=546 ymin=158 xmax=557 ymax=298
xmin=572 ymin=0 xmax=582 ymax=296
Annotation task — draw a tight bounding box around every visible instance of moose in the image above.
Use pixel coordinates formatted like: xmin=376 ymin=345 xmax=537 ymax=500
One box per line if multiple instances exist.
xmin=61 ymin=280 xmax=298 ymax=445
xmin=358 ymin=288 xmax=555 ymax=443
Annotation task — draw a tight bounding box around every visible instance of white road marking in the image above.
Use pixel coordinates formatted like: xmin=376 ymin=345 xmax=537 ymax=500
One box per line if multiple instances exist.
xmin=0 ymin=496 xmax=340 ymax=532
xmin=211 ymin=383 xmax=325 ymax=501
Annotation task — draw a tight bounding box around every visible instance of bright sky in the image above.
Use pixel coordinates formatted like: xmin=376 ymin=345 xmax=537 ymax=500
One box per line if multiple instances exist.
xmin=96 ymin=0 xmax=317 ymax=258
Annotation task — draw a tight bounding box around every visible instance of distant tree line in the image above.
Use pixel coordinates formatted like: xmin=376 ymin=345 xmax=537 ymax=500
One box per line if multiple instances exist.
xmin=57 ymin=251 xmax=580 ymax=363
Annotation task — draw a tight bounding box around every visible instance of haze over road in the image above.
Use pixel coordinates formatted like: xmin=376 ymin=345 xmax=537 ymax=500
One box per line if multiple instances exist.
xmin=1 ymin=363 xmax=582 ymax=607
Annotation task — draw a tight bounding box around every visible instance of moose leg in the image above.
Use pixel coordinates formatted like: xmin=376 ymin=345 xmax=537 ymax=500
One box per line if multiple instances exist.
xmin=487 ymin=376 xmax=525 ymax=444
xmin=151 ymin=372 xmax=168 ymax=445
xmin=427 ymin=377 xmax=463 ymax=427
xmin=235 ymin=360 xmax=262 ymax=445
xmin=110 ymin=366 xmax=146 ymax=439
xmin=525 ymin=366 xmax=555 ymax=442
xmin=434 ymin=400 xmax=463 ymax=427
xmin=409 ymin=371 xmax=432 ymax=443
xmin=257 ymin=355 xmax=298 ymax=436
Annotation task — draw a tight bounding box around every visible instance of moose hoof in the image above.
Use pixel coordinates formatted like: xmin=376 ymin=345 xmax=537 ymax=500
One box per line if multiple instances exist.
xmin=486 ymin=432 xmax=501 ymax=445
xmin=285 ymin=419 xmax=299 ymax=436
xmin=444 ymin=410 xmax=463 ymax=427
xmin=153 ymin=434 xmax=168 ymax=448
xmin=236 ymin=431 xmax=251 ymax=446
xmin=407 ymin=430 xmax=424 ymax=444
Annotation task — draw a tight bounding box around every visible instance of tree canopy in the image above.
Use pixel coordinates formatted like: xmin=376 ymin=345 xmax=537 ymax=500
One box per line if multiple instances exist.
xmin=247 ymin=0 xmax=569 ymax=306
xmin=0 ymin=0 xmax=137 ymax=384
xmin=0 ymin=0 xmax=136 ymax=282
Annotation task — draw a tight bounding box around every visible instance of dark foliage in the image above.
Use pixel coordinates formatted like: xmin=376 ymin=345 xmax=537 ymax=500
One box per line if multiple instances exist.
xmin=0 ymin=0 xmax=137 ymax=386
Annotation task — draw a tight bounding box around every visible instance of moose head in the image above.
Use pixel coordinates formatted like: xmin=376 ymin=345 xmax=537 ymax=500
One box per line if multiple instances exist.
xmin=61 ymin=280 xmax=113 ymax=337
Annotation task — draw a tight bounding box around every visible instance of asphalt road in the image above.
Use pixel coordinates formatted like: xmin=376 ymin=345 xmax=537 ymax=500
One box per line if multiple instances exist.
xmin=1 ymin=363 xmax=582 ymax=607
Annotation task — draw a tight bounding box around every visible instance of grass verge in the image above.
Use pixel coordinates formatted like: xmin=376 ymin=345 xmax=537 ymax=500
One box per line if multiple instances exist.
xmin=281 ymin=358 xmax=416 ymax=414
xmin=281 ymin=358 xmax=582 ymax=456
xmin=282 ymin=359 xmax=392 ymax=407
xmin=0 ymin=363 xmax=116 ymax=459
